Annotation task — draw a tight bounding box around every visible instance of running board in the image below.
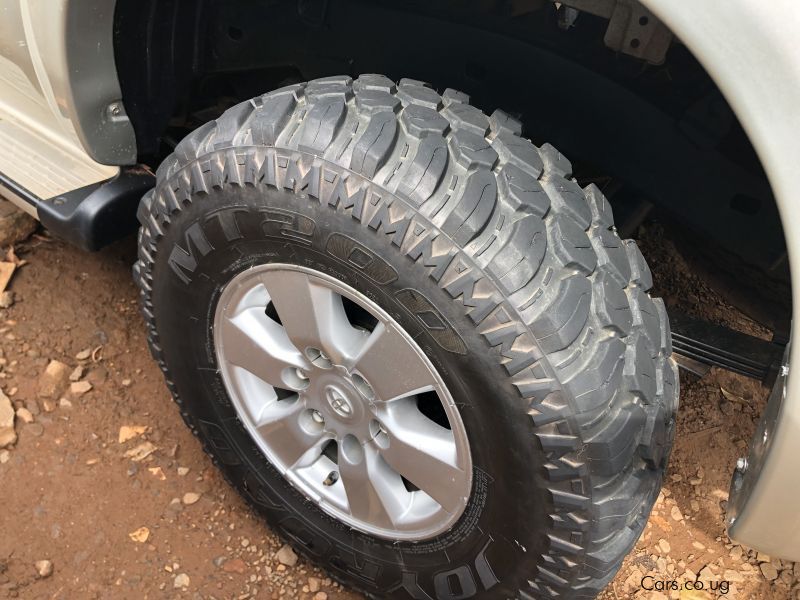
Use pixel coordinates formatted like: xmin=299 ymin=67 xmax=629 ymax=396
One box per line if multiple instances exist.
xmin=0 ymin=168 xmax=154 ymax=251
xmin=669 ymin=311 xmax=785 ymax=382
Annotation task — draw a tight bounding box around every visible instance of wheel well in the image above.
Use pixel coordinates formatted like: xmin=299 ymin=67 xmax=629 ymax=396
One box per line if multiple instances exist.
xmin=113 ymin=0 xmax=790 ymax=330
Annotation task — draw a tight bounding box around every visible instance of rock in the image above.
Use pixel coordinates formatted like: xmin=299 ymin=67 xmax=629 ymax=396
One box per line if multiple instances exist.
xmin=724 ymin=569 xmax=745 ymax=583
xmin=75 ymin=348 xmax=92 ymax=360
xmin=761 ymin=562 xmax=779 ymax=581
xmin=757 ymin=552 xmax=772 ymax=562
xmin=69 ymin=366 xmax=84 ymax=382
xmin=38 ymin=360 xmax=70 ymax=398
xmin=313 ymin=593 xmax=328 ymax=600
xmin=182 ymin=492 xmax=201 ymax=505
xmin=222 ymin=558 xmax=247 ymax=574
xmin=658 ymin=539 xmax=671 ymax=554
xmin=671 ymin=505 xmax=684 ymax=521
xmin=58 ymin=398 xmax=73 ymax=409
xmin=276 ymin=544 xmax=298 ymax=567
xmin=128 ymin=527 xmax=150 ymax=543
xmin=15 ymin=407 xmax=33 ymax=424
xmin=0 ymin=201 xmax=36 ymax=246
xmin=690 ymin=499 xmax=701 ymax=512
xmin=177 ymin=466 xmax=189 ymax=476
xmin=0 ymin=389 xmax=16 ymax=448
xmin=124 ymin=441 xmax=157 ymax=462
xmin=173 ymin=573 xmax=190 ymax=589
xmin=729 ymin=546 xmax=744 ymax=561
xmin=307 ymin=577 xmax=321 ymax=593
xmin=0 ymin=291 xmax=14 ymax=309
xmin=0 ymin=449 xmax=9 ymax=463
xmin=692 ymin=541 xmax=706 ymax=551
xmin=698 ymin=566 xmax=715 ymax=582
xmin=70 ymin=381 xmax=92 ymax=396
xmin=35 ymin=559 xmax=53 ymax=578
xmin=122 ymin=379 xmax=132 ymax=387
xmin=118 ymin=425 xmax=147 ymax=444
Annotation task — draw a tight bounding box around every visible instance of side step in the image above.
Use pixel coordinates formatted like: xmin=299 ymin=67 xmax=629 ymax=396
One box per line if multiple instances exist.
xmin=669 ymin=311 xmax=785 ymax=382
xmin=0 ymin=168 xmax=154 ymax=251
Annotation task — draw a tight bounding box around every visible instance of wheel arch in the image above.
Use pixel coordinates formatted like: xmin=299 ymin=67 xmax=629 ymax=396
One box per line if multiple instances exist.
xmin=640 ymin=0 xmax=800 ymax=560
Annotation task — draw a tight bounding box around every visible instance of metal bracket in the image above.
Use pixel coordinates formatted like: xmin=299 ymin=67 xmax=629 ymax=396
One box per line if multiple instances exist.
xmin=555 ymin=0 xmax=674 ymax=64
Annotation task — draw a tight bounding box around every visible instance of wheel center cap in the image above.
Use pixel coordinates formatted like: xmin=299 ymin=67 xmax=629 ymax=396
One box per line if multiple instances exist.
xmin=325 ymin=386 xmax=354 ymax=419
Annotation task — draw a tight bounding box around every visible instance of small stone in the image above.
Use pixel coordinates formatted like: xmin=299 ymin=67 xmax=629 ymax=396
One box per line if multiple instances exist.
xmin=241 ymin=538 xmax=250 ymax=548
xmin=313 ymin=593 xmax=328 ymax=600
xmin=182 ymin=492 xmax=201 ymax=505
xmin=658 ymin=539 xmax=671 ymax=554
xmin=70 ymin=381 xmax=92 ymax=396
xmin=692 ymin=541 xmax=706 ymax=551
xmin=0 ymin=291 xmax=14 ymax=309
xmin=35 ymin=560 xmax=53 ymax=578
xmin=724 ymin=569 xmax=745 ymax=582
xmin=75 ymin=348 xmax=92 ymax=360
xmin=757 ymin=552 xmax=771 ymax=562
xmin=761 ymin=562 xmax=779 ymax=581
xmin=671 ymin=505 xmax=684 ymax=521
xmin=173 ymin=573 xmax=190 ymax=589
xmin=307 ymin=577 xmax=321 ymax=593
xmin=730 ymin=546 xmax=743 ymax=561
xmin=212 ymin=556 xmax=227 ymax=568
xmin=0 ymin=449 xmax=9 ymax=463
xmin=222 ymin=558 xmax=247 ymax=574
xmin=121 ymin=379 xmax=132 ymax=387
xmin=0 ymin=390 xmax=16 ymax=448
xmin=15 ymin=407 xmax=33 ymax=424
xmin=38 ymin=360 xmax=70 ymax=398
xmin=69 ymin=366 xmax=85 ymax=382
xmin=177 ymin=466 xmax=189 ymax=476
xmin=276 ymin=544 xmax=298 ymax=567
xmin=42 ymin=400 xmax=55 ymax=413
xmin=128 ymin=527 xmax=150 ymax=543
xmin=670 ymin=474 xmax=683 ymax=482
xmin=118 ymin=425 xmax=147 ymax=444
xmin=124 ymin=441 xmax=157 ymax=462
xmin=25 ymin=422 xmax=44 ymax=437
xmin=58 ymin=398 xmax=73 ymax=409
xmin=690 ymin=499 xmax=700 ymax=512
xmin=699 ymin=566 xmax=715 ymax=582
xmin=0 ymin=201 xmax=37 ymax=246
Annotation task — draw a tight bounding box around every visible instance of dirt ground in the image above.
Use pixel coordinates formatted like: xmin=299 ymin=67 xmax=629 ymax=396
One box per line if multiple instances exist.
xmin=0 ymin=219 xmax=796 ymax=599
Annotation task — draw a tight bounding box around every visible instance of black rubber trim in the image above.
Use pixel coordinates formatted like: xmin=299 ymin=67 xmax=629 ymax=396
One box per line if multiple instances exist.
xmin=669 ymin=311 xmax=785 ymax=382
xmin=36 ymin=167 xmax=155 ymax=251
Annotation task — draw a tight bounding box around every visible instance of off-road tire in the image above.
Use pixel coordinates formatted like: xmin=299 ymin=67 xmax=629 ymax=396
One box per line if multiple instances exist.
xmin=134 ymin=75 xmax=679 ymax=599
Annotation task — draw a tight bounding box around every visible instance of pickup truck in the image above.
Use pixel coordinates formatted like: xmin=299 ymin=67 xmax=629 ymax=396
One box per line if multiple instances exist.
xmin=0 ymin=1 xmax=796 ymax=598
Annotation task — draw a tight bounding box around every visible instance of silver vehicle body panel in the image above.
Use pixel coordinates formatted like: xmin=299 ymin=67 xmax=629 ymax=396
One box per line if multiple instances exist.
xmin=642 ymin=0 xmax=800 ymax=560
xmin=0 ymin=0 xmax=131 ymax=209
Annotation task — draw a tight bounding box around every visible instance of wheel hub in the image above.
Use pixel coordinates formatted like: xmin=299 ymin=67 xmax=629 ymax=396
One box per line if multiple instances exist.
xmin=213 ymin=264 xmax=473 ymax=540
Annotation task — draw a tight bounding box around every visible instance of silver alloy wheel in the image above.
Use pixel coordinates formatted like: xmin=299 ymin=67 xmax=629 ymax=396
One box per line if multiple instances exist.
xmin=213 ymin=264 xmax=472 ymax=540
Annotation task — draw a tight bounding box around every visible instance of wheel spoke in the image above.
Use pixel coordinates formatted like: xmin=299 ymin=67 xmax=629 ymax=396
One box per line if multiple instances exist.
xmin=339 ymin=444 xmax=409 ymax=529
xmin=350 ymin=322 xmax=437 ymax=401
xmin=255 ymin=399 xmax=329 ymax=471
xmin=260 ymin=270 xmax=366 ymax=364
xmin=379 ymin=399 xmax=466 ymax=513
xmin=220 ymin=305 xmax=307 ymax=388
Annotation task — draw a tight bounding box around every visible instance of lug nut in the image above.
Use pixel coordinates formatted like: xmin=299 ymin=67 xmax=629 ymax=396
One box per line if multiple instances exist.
xmin=311 ymin=410 xmax=325 ymax=424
